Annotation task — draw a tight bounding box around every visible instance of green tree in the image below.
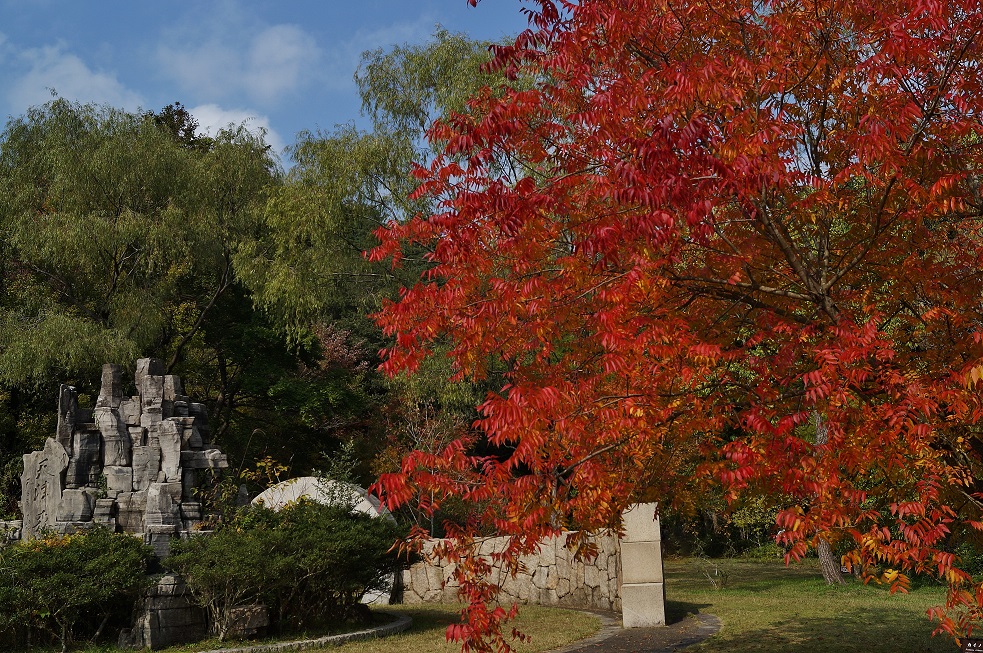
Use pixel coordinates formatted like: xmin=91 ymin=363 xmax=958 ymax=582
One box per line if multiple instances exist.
xmin=0 ymin=98 xmax=277 ymax=384
xmin=167 ymin=500 xmax=402 ymax=640
xmin=0 ymin=527 xmax=155 ymax=651
xmin=0 ymin=98 xmax=291 ymax=510
xmin=232 ymin=29 xmax=510 ymax=495
xmin=238 ymin=28 xmax=508 ymax=338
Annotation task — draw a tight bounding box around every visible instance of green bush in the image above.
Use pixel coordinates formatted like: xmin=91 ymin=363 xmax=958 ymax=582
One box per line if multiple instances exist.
xmin=0 ymin=527 xmax=155 ymax=652
xmin=166 ymin=499 xmax=402 ymax=640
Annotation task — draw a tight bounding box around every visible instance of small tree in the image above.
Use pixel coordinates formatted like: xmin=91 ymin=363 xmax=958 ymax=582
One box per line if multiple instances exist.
xmin=0 ymin=527 xmax=155 ymax=652
xmin=167 ymin=500 xmax=402 ymax=640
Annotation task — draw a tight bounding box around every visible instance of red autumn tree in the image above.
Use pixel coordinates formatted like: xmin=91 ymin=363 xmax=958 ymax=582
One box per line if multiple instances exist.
xmin=371 ymin=0 xmax=983 ymax=649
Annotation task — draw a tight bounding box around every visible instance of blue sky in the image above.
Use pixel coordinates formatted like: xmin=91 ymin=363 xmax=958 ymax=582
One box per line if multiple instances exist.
xmin=0 ymin=1 xmax=530 ymax=158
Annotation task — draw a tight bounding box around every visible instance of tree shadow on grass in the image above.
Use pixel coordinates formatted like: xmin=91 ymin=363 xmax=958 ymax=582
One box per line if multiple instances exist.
xmin=700 ymin=608 xmax=958 ymax=653
xmin=393 ymin=607 xmax=462 ymax=635
xmin=666 ymin=600 xmax=713 ymax=626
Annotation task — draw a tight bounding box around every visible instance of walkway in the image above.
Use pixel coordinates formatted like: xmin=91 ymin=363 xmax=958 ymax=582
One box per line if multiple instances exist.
xmin=552 ymin=611 xmax=721 ymax=653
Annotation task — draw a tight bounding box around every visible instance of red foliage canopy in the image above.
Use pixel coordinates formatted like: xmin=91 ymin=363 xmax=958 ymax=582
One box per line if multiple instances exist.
xmin=371 ymin=1 xmax=983 ymax=648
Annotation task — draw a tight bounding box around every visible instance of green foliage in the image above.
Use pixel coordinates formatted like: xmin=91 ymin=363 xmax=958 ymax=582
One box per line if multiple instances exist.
xmin=145 ymin=101 xmax=214 ymax=152
xmin=166 ymin=500 xmax=402 ymax=641
xmin=0 ymin=527 xmax=155 ymax=651
xmin=662 ymin=494 xmax=782 ymax=559
xmin=356 ymin=27 xmax=503 ymax=140
xmin=239 ymin=28 xmax=510 ymax=340
xmin=236 ymin=126 xmax=418 ymax=341
xmin=0 ymin=98 xmax=277 ymax=385
xmin=0 ymin=31 xmax=514 ymax=531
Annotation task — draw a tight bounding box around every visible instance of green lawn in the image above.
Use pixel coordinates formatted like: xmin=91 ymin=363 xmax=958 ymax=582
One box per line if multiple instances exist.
xmin=47 ymin=558 xmax=965 ymax=653
xmin=666 ymin=557 xmax=960 ymax=653
xmin=148 ymin=604 xmax=599 ymax=653
xmin=307 ymin=604 xmax=600 ymax=653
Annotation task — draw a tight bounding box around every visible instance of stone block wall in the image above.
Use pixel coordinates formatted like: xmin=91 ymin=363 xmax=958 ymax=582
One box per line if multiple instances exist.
xmin=399 ymin=532 xmax=622 ymax=611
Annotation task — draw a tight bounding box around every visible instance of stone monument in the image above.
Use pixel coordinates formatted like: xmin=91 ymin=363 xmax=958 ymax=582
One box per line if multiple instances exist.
xmin=19 ymin=358 xmax=228 ymax=554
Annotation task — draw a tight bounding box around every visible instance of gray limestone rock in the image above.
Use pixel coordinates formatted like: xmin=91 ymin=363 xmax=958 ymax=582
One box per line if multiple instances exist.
xmin=188 ymin=403 xmax=209 ymax=440
xmin=56 ymin=384 xmax=78 ymax=452
xmin=105 ymin=465 xmax=134 ymax=494
xmin=120 ymin=398 xmax=142 ymax=427
xmin=163 ymin=375 xmax=182 ymax=401
xmin=145 ymin=482 xmax=182 ymax=526
xmin=171 ymin=417 xmax=198 ymax=449
xmin=20 ymin=438 xmax=70 ymax=540
xmin=121 ymin=573 xmax=207 ymax=649
xmin=162 ymin=375 xmax=182 ymax=418
xmin=135 ymin=358 xmax=165 ymax=387
xmin=56 ymin=488 xmax=97 ymax=522
xmin=181 ymin=468 xmax=197 ymax=498
xmin=132 ymin=446 xmax=162 ymax=492
xmin=179 ymin=449 xmax=228 ymax=470
xmin=184 ymin=424 xmax=203 ymax=450
xmin=65 ymin=426 xmax=102 ymax=489
xmin=94 ymin=498 xmax=117 ymax=521
xmin=96 ymin=363 xmax=124 ymax=409
xmin=17 ymin=360 xmax=226 ymax=556
xmin=141 ymin=407 xmax=162 ymax=430
xmin=146 ymin=523 xmax=179 ymax=557
xmin=141 ymin=375 xmax=165 ymax=412
xmin=95 ymin=406 xmax=132 ymax=467
xmin=54 ymin=521 xmax=94 ymax=535
xmin=116 ymin=490 xmax=148 ymax=533
xmin=179 ymin=501 xmax=202 ymax=523
xmin=129 ymin=427 xmax=146 ymax=447
xmin=158 ymin=421 xmax=182 ymax=482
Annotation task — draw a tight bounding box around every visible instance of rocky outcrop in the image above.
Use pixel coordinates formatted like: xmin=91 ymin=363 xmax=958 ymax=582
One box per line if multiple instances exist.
xmin=18 ymin=359 xmax=228 ymax=549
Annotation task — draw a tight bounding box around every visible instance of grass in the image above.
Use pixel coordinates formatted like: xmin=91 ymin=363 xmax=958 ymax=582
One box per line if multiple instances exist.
xmin=302 ymin=604 xmax=601 ymax=653
xmin=97 ymin=604 xmax=598 ymax=653
xmin=27 ymin=557 xmax=964 ymax=653
xmin=666 ymin=557 xmax=961 ymax=653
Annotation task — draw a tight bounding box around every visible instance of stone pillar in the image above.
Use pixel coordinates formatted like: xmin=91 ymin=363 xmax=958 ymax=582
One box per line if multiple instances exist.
xmin=56 ymin=384 xmax=78 ymax=452
xmin=620 ymin=502 xmax=665 ymax=628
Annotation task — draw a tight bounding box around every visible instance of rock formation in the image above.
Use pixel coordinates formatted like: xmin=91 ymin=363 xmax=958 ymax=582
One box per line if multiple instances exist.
xmin=19 ymin=359 xmax=227 ymax=554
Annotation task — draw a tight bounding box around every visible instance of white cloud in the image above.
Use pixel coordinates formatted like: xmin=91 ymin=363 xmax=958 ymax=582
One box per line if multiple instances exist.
xmin=7 ymin=42 xmax=143 ymax=111
xmin=158 ymin=24 xmax=320 ymax=106
xmin=189 ymin=103 xmax=285 ymax=155
xmin=247 ymin=25 xmax=319 ymax=103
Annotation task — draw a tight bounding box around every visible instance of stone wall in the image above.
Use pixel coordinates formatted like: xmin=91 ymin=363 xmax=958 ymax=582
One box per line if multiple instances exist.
xmin=399 ymin=532 xmax=622 ymax=611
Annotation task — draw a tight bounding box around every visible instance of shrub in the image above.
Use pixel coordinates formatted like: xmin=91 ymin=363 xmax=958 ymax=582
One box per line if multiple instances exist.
xmin=167 ymin=499 xmax=402 ymax=640
xmin=0 ymin=527 xmax=155 ymax=652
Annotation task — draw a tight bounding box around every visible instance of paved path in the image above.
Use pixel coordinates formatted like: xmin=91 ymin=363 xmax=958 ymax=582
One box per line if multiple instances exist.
xmin=551 ymin=611 xmax=721 ymax=653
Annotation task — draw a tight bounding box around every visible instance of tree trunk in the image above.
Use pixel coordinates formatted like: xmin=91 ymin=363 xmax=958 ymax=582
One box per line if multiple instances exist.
xmin=814 ymin=413 xmax=844 ymax=585
xmin=817 ymin=537 xmax=845 ymax=585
